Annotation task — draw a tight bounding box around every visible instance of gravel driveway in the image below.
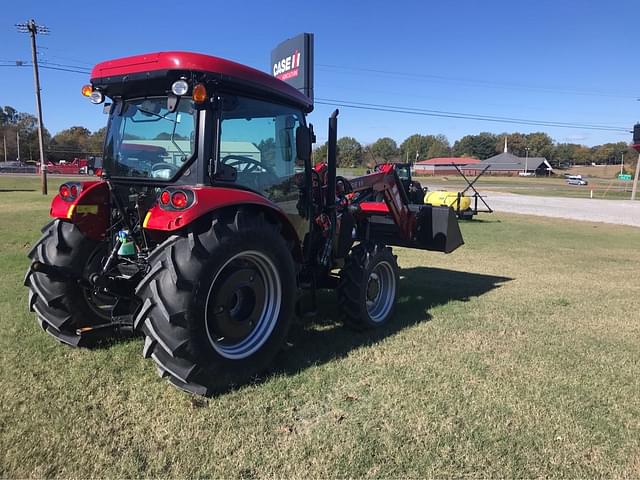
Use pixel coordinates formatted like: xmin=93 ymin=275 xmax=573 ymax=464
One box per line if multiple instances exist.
xmin=485 ymin=193 xmax=640 ymax=227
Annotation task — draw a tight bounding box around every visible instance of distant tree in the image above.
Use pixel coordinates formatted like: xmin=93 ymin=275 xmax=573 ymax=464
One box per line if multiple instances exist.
xmin=426 ymin=134 xmax=451 ymax=158
xmin=524 ymin=132 xmax=554 ymax=159
xmin=49 ymin=126 xmax=92 ymax=161
xmin=0 ymin=107 xmax=50 ymax=162
xmin=336 ymin=136 xmax=363 ymax=167
xmin=553 ymin=143 xmax=582 ymax=166
xmin=313 ymin=142 xmax=328 ymax=164
xmin=592 ymin=142 xmax=628 ymax=165
xmin=370 ymin=137 xmax=398 ymax=161
xmin=2 ymin=106 xmax=18 ymax=125
xmin=400 ymin=134 xmax=450 ymax=161
xmin=489 ymin=132 xmax=554 ymax=158
xmin=453 ymin=132 xmax=498 ymax=159
xmin=88 ymin=127 xmax=107 ymax=154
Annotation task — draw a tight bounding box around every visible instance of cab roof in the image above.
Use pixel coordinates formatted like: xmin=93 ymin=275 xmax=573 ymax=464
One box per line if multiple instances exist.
xmin=90 ymin=51 xmax=313 ymax=112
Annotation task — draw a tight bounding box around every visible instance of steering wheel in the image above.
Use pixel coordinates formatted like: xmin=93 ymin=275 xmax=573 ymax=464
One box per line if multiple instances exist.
xmin=151 ymin=162 xmax=180 ymax=179
xmin=222 ymin=155 xmax=263 ymax=173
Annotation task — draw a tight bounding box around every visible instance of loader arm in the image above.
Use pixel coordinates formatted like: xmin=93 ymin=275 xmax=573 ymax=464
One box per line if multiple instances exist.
xmin=347 ymin=163 xmax=464 ymax=254
xmin=349 ymin=164 xmax=414 ymax=241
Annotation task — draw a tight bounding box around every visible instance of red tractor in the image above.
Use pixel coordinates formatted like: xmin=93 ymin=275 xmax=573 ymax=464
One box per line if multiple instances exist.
xmin=25 ymin=52 xmax=463 ymax=395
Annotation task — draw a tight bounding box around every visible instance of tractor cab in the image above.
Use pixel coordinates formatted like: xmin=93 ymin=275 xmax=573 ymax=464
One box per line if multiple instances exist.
xmin=91 ymin=52 xmax=312 ymax=187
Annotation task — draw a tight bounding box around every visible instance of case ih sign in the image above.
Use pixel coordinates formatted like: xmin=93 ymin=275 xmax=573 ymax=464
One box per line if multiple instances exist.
xmin=271 ymin=33 xmax=314 ymax=101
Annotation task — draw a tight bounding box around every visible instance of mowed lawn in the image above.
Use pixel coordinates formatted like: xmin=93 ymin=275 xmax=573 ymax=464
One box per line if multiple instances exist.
xmin=1 ymin=175 xmax=639 ymax=478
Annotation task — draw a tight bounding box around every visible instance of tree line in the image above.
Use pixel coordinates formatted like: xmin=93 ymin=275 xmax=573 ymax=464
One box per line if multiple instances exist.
xmin=1 ymin=105 xmax=104 ymax=163
xmin=1 ymin=104 xmax=636 ymax=170
xmin=314 ymin=132 xmax=637 ymax=169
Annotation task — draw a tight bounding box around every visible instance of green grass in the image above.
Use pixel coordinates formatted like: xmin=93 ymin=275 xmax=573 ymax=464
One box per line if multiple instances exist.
xmin=416 ymin=175 xmax=639 ymax=201
xmin=1 ymin=175 xmax=639 ymax=478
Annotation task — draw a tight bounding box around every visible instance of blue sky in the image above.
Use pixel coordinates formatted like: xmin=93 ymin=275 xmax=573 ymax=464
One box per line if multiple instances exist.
xmin=1 ymin=0 xmax=638 ymax=147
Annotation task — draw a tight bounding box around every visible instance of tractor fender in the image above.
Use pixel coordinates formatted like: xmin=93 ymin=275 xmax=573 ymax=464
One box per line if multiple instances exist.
xmin=143 ymin=186 xmax=303 ymax=262
xmin=50 ymin=181 xmax=110 ymax=241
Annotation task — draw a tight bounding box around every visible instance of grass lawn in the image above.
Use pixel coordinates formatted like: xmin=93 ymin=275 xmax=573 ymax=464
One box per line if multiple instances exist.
xmin=1 ymin=175 xmax=639 ymax=478
xmin=416 ymin=175 xmax=638 ymax=201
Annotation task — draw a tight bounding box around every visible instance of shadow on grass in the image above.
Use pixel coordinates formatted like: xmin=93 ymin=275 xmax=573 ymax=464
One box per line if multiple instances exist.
xmin=0 ymin=189 xmax=37 ymax=192
xmin=273 ymin=266 xmax=512 ymax=376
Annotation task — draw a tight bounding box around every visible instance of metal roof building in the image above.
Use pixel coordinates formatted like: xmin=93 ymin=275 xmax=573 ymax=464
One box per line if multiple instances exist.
xmin=413 ymin=157 xmax=481 ymax=175
xmin=460 ymin=152 xmax=553 ymax=176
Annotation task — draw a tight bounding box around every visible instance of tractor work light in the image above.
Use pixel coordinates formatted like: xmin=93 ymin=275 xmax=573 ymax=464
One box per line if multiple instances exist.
xmin=171 ymin=79 xmax=189 ymax=96
xmin=81 ymin=84 xmax=92 ymax=97
xmin=90 ymin=90 xmax=105 ymax=104
xmin=192 ymin=83 xmax=207 ymax=103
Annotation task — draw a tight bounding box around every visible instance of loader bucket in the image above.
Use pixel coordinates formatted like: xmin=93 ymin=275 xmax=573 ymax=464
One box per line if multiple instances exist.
xmin=414 ymin=205 xmax=464 ymax=253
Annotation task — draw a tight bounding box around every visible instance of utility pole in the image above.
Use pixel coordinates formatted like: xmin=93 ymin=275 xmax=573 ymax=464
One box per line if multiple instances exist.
xmin=2 ymin=135 xmax=6 ymax=162
xmin=16 ymin=19 xmax=49 ymax=194
xmin=632 ymin=123 xmax=640 ymax=201
xmin=620 ymin=152 xmax=624 ymax=176
xmin=16 ymin=130 xmax=20 ymax=162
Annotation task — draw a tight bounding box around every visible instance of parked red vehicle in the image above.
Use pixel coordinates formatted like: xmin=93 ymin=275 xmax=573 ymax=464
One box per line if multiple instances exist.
xmin=45 ymin=158 xmax=89 ymax=175
xmin=87 ymin=156 xmax=104 ymax=176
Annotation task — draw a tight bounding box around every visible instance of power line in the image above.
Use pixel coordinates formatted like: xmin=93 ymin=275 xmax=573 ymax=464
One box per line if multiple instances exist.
xmin=0 ymin=61 xmax=89 ymax=75
xmin=39 ymin=61 xmax=90 ymax=71
xmin=39 ymin=65 xmax=90 ymax=74
xmin=315 ymin=98 xmax=630 ymax=133
xmin=317 ymin=63 xmax=638 ymax=100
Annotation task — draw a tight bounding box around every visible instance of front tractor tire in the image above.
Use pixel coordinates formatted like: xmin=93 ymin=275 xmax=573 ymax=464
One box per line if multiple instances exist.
xmin=338 ymin=243 xmax=399 ymax=329
xmin=135 ymin=209 xmax=296 ymax=396
xmin=24 ymin=220 xmax=114 ymax=347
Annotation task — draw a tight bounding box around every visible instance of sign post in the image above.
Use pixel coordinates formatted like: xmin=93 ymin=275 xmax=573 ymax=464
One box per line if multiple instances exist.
xmin=631 ymin=123 xmax=640 ymax=201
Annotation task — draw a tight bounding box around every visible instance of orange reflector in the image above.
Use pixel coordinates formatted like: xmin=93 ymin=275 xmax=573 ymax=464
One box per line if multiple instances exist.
xmin=81 ymin=84 xmax=93 ymax=97
xmin=192 ymin=83 xmax=207 ymax=103
xmin=143 ymin=211 xmax=152 ymax=228
xmin=66 ymin=204 xmax=76 ymax=219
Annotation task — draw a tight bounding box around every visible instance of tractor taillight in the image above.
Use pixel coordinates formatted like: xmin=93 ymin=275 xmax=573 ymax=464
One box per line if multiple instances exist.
xmin=158 ymin=188 xmax=194 ymax=210
xmin=59 ymin=182 xmax=82 ymax=201
xmin=171 ymin=191 xmax=188 ymax=209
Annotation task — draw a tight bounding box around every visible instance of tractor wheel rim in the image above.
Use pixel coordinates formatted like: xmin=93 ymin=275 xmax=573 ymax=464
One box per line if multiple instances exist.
xmin=205 ymin=250 xmax=281 ymax=359
xmin=365 ymin=260 xmax=395 ymax=322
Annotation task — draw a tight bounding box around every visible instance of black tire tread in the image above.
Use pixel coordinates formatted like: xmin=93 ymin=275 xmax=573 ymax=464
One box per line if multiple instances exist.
xmin=24 ymin=219 xmax=109 ymax=347
xmin=136 ymin=209 xmax=294 ymax=396
xmin=337 ymin=243 xmax=399 ymax=329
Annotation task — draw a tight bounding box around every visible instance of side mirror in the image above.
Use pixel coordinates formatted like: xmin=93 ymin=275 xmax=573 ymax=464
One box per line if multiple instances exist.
xmin=296 ymin=125 xmax=312 ymax=163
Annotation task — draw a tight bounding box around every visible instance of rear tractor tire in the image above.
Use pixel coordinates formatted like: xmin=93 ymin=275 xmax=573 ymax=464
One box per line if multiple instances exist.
xmin=24 ymin=220 xmax=115 ymax=347
xmin=135 ymin=209 xmax=296 ymax=396
xmin=338 ymin=243 xmax=399 ymax=329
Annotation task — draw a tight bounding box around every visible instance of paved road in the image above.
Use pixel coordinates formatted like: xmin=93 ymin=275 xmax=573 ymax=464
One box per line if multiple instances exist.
xmin=485 ymin=193 xmax=640 ymax=227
